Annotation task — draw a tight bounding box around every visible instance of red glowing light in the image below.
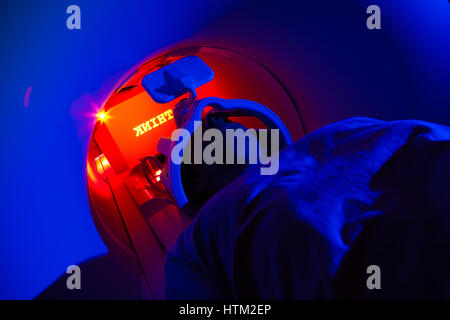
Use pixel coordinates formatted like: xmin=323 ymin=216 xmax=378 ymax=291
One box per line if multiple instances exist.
xmin=95 ymin=154 xmax=111 ymax=176
xmin=155 ymin=169 xmax=162 ymax=182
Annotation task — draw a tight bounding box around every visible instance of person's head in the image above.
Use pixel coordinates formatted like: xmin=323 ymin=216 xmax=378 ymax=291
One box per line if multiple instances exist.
xmin=181 ymin=112 xmax=251 ymax=212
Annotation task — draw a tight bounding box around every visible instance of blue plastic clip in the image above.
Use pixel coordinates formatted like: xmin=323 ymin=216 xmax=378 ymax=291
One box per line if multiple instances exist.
xmin=142 ymin=56 xmax=214 ymax=104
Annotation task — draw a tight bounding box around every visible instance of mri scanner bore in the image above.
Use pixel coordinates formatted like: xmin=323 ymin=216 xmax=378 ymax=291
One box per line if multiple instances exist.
xmin=86 ymin=47 xmax=303 ymax=299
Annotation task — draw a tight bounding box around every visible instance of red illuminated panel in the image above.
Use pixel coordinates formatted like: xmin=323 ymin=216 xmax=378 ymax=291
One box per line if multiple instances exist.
xmin=133 ymin=109 xmax=174 ymax=138
xmin=96 ymin=91 xmax=177 ymax=173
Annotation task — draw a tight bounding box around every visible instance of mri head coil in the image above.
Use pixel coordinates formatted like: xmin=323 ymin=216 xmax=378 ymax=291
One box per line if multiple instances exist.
xmin=142 ymin=56 xmax=293 ymax=211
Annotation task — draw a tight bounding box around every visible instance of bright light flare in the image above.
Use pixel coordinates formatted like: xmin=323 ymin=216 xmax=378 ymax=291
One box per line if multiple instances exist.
xmin=96 ymin=110 xmax=108 ymax=122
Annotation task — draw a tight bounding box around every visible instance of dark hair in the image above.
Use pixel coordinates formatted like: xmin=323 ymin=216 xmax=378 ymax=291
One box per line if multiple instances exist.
xmin=181 ymin=113 xmax=250 ymax=212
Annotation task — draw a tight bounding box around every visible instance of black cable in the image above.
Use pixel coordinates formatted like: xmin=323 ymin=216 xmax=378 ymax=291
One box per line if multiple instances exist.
xmin=105 ymin=180 xmax=155 ymax=298
xmin=140 ymin=155 xmax=168 ymax=254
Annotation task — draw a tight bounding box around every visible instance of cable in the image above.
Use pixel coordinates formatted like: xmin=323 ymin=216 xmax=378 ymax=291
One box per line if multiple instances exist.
xmin=140 ymin=155 xmax=169 ymax=254
xmin=105 ymin=180 xmax=155 ymax=298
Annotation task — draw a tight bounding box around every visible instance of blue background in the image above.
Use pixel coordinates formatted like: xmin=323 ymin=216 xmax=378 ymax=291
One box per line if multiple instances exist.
xmin=0 ymin=0 xmax=449 ymax=299
xmin=0 ymin=0 xmax=241 ymax=299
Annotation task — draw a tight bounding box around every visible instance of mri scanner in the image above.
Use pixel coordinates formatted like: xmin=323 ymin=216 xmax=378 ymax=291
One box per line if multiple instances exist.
xmin=87 ymin=47 xmax=304 ymax=298
xmin=84 ymin=0 xmax=449 ymax=299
